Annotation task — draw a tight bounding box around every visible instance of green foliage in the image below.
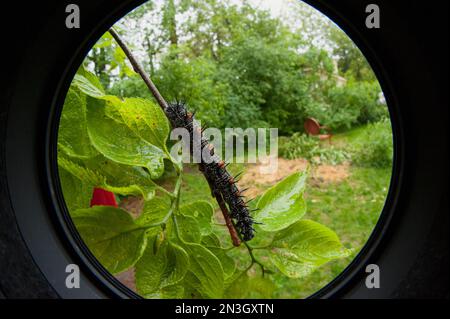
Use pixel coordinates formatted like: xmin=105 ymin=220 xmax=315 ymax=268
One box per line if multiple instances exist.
xmin=136 ymin=196 xmax=172 ymax=226
xmin=279 ymin=133 xmax=350 ymax=165
xmin=58 ymin=165 xmax=93 ymax=212
xmin=58 ymin=66 xmax=350 ymax=298
xmin=255 ymin=171 xmax=307 ymax=232
xmin=304 ymin=81 xmax=387 ymax=131
xmin=135 ymin=240 xmax=189 ymax=298
xmin=180 ymin=201 xmax=214 ymax=236
xmin=58 ymin=88 xmax=97 ymax=159
xmin=71 ymin=206 xmax=150 ymax=274
xmin=269 ymin=220 xmax=351 ymax=278
xmin=328 ymin=27 xmax=377 ymax=82
xmin=87 ymin=32 xmax=136 ymax=88
xmin=154 ymin=56 xmax=227 ymax=127
xmin=286 ymin=165 xmax=390 ymax=298
xmin=180 ymin=243 xmax=225 ymax=298
xmin=218 ymin=35 xmax=311 ymax=132
xmin=352 ymin=119 xmax=393 ymax=168
xmin=224 ymin=273 xmax=276 ymax=299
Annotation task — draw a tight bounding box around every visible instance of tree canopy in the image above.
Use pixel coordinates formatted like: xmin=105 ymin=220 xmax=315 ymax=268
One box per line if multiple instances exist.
xmin=88 ymin=0 xmax=387 ymax=134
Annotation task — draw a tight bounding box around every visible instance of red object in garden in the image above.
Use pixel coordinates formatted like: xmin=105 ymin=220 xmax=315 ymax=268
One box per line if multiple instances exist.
xmin=304 ymin=117 xmax=332 ymax=143
xmin=90 ymin=187 xmax=118 ymax=207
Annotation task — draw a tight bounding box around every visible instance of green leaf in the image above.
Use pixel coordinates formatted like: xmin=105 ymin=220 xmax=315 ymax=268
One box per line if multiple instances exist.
xmin=58 ymin=156 xmax=104 ymax=186
xmin=59 ymin=155 xmax=155 ymax=200
xmin=84 ymin=155 xmax=157 ymax=200
xmin=136 ymin=195 xmax=172 ymax=226
xmin=180 ymin=272 xmax=204 ymax=299
xmin=75 ymin=67 xmax=106 ymax=93
xmin=225 ymin=273 xmax=276 ymax=299
xmin=143 ymin=285 xmax=185 ymax=299
xmin=71 ymin=206 xmax=148 ymax=274
xmin=73 ymin=72 xmax=170 ymax=165
xmin=177 ymin=214 xmax=201 ymax=243
xmin=86 ymin=97 xmax=166 ymax=178
xmin=201 ymin=233 xmax=222 ymax=248
xmin=201 ymin=234 xmax=236 ymax=280
xmin=58 ymin=164 xmax=93 ymax=212
xmin=64 ymin=69 xmax=168 ymax=179
xmin=268 ymin=220 xmax=351 ymax=278
xmin=72 ymin=72 xmax=123 ymax=106
xmin=113 ymin=46 xmax=136 ymax=78
xmin=72 ymin=74 xmax=107 ymax=100
xmin=106 ymin=97 xmax=170 ymax=152
xmin=180 ymin=201 xmax=214 ymax=236
xmin=255 ymin=171 xmax=308 ymax=232
xmin=135 ymin=240 xmax=189 ymax=298
xmin=58 ymin=88 xmax=98 ymax=159
xmin=181 ymin=243 xmax=224 ymax=298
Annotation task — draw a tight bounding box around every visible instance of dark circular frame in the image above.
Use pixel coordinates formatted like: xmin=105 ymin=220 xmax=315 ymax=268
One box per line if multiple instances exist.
xmin=4 ymin=0 xmax=447 ymax=299
xmin=49 ymin=0 xmax=401 ymax=299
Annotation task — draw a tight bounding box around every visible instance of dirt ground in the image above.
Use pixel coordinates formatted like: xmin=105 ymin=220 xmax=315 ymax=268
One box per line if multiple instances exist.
xmin=239 ymin=157 xmax=350 ymax=198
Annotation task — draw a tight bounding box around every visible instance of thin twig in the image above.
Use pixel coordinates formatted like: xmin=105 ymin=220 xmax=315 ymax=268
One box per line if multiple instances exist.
xmin=216 ymin=193 xmax=242 ymax=247
xmin=242 ymin=240 xmax=265 ymax=276
xmin=109 ymin=28 xmax=168 ymax=110
xmin=200 ymin=165 xmax=241 ymax=246
xmin=109 ymin=28 xmax=241 ymax=247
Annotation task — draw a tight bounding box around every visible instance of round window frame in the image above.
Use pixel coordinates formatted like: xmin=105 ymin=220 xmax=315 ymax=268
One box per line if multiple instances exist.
xmin=45 ymin=0 xmax=403 ymax=299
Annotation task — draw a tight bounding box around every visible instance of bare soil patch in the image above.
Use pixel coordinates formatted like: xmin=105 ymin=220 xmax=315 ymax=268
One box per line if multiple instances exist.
xmin=239 ymin=157 xmax=350 ymax=197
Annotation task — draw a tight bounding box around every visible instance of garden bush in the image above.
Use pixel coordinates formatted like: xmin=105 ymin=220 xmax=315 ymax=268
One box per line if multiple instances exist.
xmin=304 ymin=81 xmax=387 ymax=131
xmin=279 ymin=133 xmax=350 ymax=165
xmin=352 ymin=119 xmax=393 ymax=168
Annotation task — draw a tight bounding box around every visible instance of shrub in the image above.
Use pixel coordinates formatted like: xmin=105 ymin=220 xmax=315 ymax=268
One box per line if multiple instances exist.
xmin=279 ymin=133 xmax=350 ymax=165
xmin=305 ymin=81 xmax=388 ymax=131
xmin=352 ymin=119 xmax=393 ymax=168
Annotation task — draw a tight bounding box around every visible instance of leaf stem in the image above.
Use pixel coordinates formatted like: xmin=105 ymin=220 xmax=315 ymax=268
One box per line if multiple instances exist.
xmin=141 ymin=169 xmax=183 ymax=229
xmin=242 ymin=240 xmax=266 ymax=276
xmin=170 ymin=168 xmax=184 ymax=241
xmin=230 ymin=217 xmax=267 ymax=276
xmin=154 ymin=184 xmax=176 ymax=198
xmin=171 ymin=214 xmax=182 ymax=241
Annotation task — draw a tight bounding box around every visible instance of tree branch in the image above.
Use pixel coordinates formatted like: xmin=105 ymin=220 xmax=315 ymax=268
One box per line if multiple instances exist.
xmin=216 ymin=193 xmax=241 ymax=247
xmin=109 ymin=28 xmax=168 ymax=110
xmin=108 ymin=28 xmax=241 ymax=247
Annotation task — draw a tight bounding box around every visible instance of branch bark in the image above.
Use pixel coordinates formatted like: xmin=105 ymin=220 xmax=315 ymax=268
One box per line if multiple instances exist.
xmin=109 ymin=28 xmax=168 ymax=110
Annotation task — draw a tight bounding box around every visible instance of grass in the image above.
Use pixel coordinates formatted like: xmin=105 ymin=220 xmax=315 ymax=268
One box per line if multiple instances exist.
xmin=331 ymin=123 xmax=378 ymax=146
xmin=169 ymin=124 xmax=391 ymax=298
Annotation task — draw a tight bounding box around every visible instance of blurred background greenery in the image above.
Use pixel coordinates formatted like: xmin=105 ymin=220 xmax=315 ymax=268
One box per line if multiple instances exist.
xmin=88 ymin=0 xmax=388 ymax=134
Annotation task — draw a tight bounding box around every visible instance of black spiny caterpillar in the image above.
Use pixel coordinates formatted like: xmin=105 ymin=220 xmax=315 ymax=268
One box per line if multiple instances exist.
xmin=165 ymin=101 xmax=256 ymax=241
